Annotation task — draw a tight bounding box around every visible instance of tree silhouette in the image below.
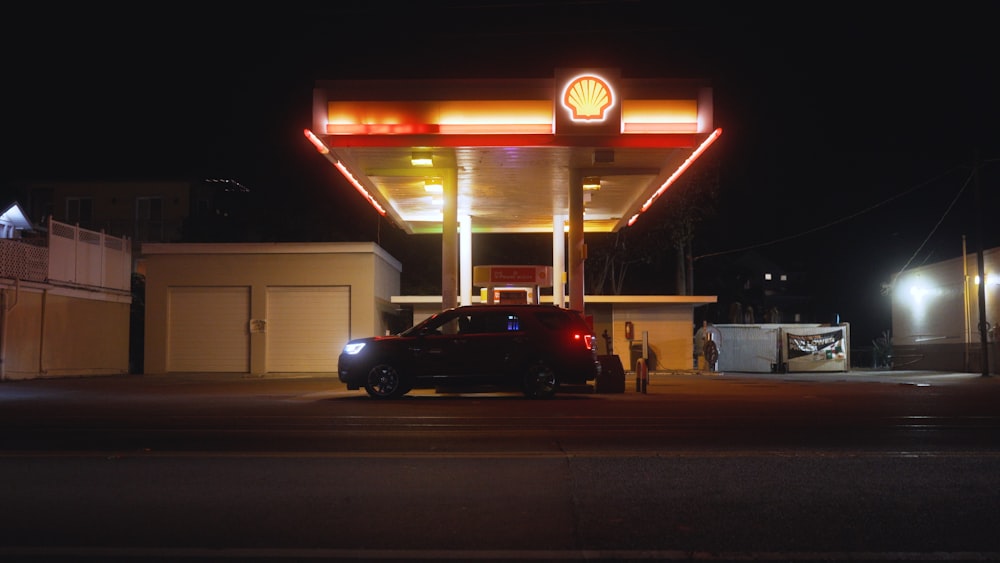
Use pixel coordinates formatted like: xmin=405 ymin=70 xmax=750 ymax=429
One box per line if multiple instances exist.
xmin=585 ymin=160 xmax=720 ymax=295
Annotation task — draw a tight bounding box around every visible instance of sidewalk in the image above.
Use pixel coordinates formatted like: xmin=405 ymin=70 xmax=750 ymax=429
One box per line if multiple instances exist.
xmin=641 ymin=367 xmax=997 ymax=385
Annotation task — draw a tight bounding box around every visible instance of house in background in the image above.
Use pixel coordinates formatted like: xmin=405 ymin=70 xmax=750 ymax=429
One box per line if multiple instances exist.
xmin=0 ymin=202 xmax=34 ymax=239
xmin=0 ymin=202 xmax=132 ymax=380
xmin=0 ymin=177 xmax=253 ymax=381
xmin=18 ymin=178 xmax=252 ymax=257
xmin=891 ymin=246 xmax=999 ymax=374
xmin=25 ymin=180 xmax=191 ymax=246
xmin=703 ymin=250 xmax=814 ymax=326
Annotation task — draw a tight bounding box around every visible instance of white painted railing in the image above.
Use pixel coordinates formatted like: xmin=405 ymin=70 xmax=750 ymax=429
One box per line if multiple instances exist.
xmin=0 ymin=218 xmax=131 ymax=292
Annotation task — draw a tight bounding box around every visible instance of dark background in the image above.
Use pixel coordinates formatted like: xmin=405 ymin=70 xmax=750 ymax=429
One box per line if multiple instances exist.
xmin=2 ymin=2 xmax=997 ymax=345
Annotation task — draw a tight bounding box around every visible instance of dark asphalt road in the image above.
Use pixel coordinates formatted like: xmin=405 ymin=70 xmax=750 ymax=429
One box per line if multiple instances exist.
xmin=1 ymin=368 xmax=999 ymax=562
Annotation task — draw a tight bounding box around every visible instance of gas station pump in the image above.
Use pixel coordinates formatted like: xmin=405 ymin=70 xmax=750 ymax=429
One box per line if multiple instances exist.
xmin=473 ymin=265 xmax=550 ymax=305
xmin=625 ymin=321 xmax=648 ymax=393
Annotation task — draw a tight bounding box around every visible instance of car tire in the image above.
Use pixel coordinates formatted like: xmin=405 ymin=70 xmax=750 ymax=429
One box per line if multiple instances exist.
xmin=364 ymin=363 xmax=407 ymax=399
xmin=522 ymin=361 xmax=557 ymax=399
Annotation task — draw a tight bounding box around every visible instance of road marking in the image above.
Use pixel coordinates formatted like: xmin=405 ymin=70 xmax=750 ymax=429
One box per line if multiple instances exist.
xmin=4 ymin=449 xmax=1000 ymax=459
xmin=2 ymin=547 xmax=999 ymax=561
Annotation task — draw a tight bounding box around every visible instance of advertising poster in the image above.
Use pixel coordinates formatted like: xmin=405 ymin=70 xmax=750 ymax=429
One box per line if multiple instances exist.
xmin=784 ymin=327 xmax=848 ymax=372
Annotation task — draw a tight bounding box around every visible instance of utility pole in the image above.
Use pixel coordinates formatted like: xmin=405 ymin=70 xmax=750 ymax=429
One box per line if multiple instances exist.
xmin=973 ymin=150 xmax=990 ymax=377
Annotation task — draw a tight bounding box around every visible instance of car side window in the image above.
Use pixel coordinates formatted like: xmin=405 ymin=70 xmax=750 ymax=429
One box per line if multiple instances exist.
xmin=421 ymin=312 xmax=461 ymax=335
xmin=488 ymin=311 xmax=520 ymax=333
xmin=457 ymin=314 xmax=472 ymax=334
xmin=460 ymin=311 xmax=519 ymax=334
xmin=439 ymin=317 xmax=460 ymax=335
xmin=535 ymin=311 xmax=575 ymax=331
xmin=464 ymin=312 xmax=489 ymax=334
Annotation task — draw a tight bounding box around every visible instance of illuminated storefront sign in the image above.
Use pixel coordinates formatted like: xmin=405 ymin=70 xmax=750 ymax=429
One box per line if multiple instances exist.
xmin=474 ymin=265 xmax=551 ymax=286
xmin=561 ymin=74 xmax=615 ymax=122
xmin=320 ymin=70 xmax=699 ymax=138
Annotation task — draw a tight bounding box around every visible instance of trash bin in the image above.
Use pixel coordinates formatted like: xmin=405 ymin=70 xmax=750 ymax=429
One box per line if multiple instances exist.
xmin=596 ymin=355 xmax=625 ymax=393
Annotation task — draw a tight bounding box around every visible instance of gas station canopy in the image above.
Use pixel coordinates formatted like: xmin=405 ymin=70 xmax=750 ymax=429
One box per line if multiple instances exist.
xmin=306 ymin=69 xmax=721 ymax=235
xmin=306 ymin=68 xmax=721 ymax=311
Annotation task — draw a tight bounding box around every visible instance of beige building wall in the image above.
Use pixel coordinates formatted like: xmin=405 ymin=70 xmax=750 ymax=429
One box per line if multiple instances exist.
xmin=141 ymin=242 xmax=402 ymax=375
xmin=42 ymin=293 xmax=130 ymax=376
xmin=2 ymin=288 xmax=43 ymax=378
xmin=892 ymin=247 xmax=999 ymax=373
xmin=607 ymin=302 xmax=699 ymax=371
xmin=1 ymin=285 xmax=130 ymax=380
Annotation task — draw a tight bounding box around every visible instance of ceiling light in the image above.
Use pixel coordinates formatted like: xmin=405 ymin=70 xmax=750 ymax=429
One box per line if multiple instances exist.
xmin=424 ymin=178 xmax=443 ymax=193
xmin=411 ymin=152 xmax=433 ymax=167
xmin=583 ymin=176 xmax=601 ymax=190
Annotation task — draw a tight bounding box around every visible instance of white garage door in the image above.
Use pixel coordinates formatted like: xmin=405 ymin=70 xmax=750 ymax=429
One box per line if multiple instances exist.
xmin=265 ymin=286 xmax=350 ymax=373
xmin=167 ymin=286 xmax=250 ymax=372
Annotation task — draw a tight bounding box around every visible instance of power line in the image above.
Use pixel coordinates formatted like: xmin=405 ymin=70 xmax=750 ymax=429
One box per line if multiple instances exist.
xmin=889 ymin=169 xmax=974 ymax=284
xmin=693 ymin=163 xmax=968 ymax=262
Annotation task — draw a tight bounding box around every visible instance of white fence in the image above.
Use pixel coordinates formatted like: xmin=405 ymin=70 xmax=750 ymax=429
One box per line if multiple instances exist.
xmin=0 ymin=218 xmax=131 ymax=292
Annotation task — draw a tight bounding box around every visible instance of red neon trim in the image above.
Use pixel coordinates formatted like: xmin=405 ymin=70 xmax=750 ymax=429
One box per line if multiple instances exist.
xmin=303 ymin=129 xmax=329 ymax=154
xmin=639 ymin=128 xmax=722 ymax=213
xmin=333 ymin=160 xmax=386 ymax=216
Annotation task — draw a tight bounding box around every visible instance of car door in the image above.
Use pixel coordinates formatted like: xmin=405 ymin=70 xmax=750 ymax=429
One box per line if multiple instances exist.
xmin=406 ymin=311 xmax=466 ymax=382
xmin=453 ymin=309 xmax=523 ymax=384
xmin=407 ymin=309 xmax=523 ymax=386
xmin=413 ymin=310 xmax=505 ymax=384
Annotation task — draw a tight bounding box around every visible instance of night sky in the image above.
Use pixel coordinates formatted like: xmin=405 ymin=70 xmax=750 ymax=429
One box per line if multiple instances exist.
xmin=3 ymin=2 xmax=998 ymax=344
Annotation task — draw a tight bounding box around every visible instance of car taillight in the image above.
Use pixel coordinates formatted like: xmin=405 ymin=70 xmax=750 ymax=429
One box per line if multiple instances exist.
xmin=573 ymin=333 xmax=595 ymax=351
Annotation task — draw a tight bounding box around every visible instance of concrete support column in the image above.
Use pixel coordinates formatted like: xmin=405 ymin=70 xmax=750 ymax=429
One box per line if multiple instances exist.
xmin=568 ymin=170 xmax=585 ymax=312
xmin=552 ymin=215 xmax=566 ymax=308
xmin=441 ymin=169 xmax=458 ymax=311
xmin=460 ymin=214 xmax=472 ymax=305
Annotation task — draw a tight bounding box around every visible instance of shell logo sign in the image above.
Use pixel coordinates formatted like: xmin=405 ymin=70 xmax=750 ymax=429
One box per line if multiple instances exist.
xmin=562 ymin=75 xmax=614 ymax=122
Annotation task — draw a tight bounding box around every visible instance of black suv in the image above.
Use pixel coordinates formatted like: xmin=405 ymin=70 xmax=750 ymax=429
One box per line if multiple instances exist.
xmin=338 ymin=304 xmax=601 ymax=399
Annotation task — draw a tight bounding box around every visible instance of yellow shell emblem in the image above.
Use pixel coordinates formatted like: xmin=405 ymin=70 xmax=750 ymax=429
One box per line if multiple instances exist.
xmin=563 ymin=76 xmax=613 ymax=120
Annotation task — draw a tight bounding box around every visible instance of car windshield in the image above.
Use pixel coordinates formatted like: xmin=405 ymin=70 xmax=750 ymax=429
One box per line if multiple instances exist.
xmin=399 ymin=311 xmax=459 ymax=336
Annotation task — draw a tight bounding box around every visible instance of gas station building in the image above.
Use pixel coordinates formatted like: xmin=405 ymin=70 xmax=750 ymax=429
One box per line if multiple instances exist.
xmin=141 ymin=69 xmax=723 ymax=376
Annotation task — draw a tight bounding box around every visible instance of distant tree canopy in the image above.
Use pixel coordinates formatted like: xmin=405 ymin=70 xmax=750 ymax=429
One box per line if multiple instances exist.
xmin=585 ymin=160 xmax=720 ymax=295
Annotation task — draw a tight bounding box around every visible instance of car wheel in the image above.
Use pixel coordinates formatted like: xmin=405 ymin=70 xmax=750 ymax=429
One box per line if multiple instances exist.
xmin=364 ymin=363 xmax=407 ymax=399
xmin=522 ymin=361 xmax=557 ymax=399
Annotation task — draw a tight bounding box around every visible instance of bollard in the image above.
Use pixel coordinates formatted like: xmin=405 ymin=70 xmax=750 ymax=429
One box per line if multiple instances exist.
xmin=635 ymin=358 xmax=648 ymax=394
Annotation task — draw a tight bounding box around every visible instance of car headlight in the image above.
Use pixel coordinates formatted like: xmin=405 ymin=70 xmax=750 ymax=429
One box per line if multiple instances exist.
xmin=343 ymin=342 xmax=366 ymax=355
